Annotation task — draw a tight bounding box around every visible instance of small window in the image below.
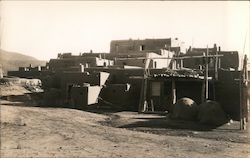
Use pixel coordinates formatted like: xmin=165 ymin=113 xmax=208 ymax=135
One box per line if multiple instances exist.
xmin=151 ymin=82 xmax=161 ymax=96
xmin=140 ymin=45 xmax=145 ymax=51
xmin=154 ymin=61 xmax=157 ymax=68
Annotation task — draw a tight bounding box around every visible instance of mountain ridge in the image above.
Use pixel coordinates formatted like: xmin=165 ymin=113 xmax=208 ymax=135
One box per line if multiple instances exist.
xmin=0 ymin=49 xmax=47 ymax=75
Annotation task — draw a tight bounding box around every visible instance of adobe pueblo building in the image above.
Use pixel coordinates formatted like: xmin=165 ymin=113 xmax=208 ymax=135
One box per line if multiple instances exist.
xmin=8 ymin=38 xmax=249 ymax=125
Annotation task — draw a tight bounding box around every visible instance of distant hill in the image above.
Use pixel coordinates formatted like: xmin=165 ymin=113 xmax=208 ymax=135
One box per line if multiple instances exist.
xmin=0 ymin=49 xmax=47 ymax=75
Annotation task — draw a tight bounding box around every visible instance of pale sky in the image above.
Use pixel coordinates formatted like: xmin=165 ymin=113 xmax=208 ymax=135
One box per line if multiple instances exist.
xmin=1 ymin=1 xmax=249 ymax=61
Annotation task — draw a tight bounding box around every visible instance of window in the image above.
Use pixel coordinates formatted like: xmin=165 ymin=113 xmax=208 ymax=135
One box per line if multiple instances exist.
xmin=154 ymin=61 xmax=157 ymax=68
xmin=151 ymin=82 xmax=161 ymax=96
xmin=140 ymin=45 xmax=145 ymax=51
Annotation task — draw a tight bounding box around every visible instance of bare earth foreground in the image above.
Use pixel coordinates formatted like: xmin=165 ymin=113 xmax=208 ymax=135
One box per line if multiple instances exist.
xmin=0 ymin=82 xmax=250 ymax=158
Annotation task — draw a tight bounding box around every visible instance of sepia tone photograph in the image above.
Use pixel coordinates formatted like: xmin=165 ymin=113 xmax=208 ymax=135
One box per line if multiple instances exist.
xmin=0 ymin=1 xmax=249 ymax=157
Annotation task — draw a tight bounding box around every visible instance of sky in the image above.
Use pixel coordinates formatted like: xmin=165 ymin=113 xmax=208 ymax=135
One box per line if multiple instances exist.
xmin=0 ymin=1 xmax=249 ymax=61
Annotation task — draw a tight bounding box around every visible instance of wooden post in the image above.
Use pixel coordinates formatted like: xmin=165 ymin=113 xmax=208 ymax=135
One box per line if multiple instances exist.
xmin=213 ymin=48 xmax=218 ymax=101
xmin=171 ymin=79 xmax=176 ymax=105
xmin=180 ymin=59 xmax=183 ymax=69
xmin=240 ymin=55 xmax=248 ymax=130
xmin=138 ymin=54 xmax=150 ymax=113
xmin=244 ymin=55 xmax=248 ymax=122
xmin=239 ymin=73 xmax=243 ymax=130
xmin=205 ymin=46 xmax=209 ymax=100
xmin=138 ymin=74 xmax=148 ymax=113
xmin=215 ymin=49 xmax=218 ymax=80
xmin=150 ymin=99 xmax=154 ymax=112
xmin=246 ymin=63 xmax=249 ymax=123
xmin=172 ymin=60 xmax=176 ymax=70
xmin=240 ymin=75 xmax=246 ymax=130
xmin=201 ymin=47 xmax=209 ymax=103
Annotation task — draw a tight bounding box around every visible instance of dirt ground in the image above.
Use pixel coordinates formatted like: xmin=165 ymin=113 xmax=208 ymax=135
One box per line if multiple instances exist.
xmin=0 ymin=81 xmax=250 ymax=158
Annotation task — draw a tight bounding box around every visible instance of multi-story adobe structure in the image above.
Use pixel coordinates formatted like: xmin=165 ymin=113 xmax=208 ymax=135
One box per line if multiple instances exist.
xmin=7 ymin=38 xmax=248 ymax=121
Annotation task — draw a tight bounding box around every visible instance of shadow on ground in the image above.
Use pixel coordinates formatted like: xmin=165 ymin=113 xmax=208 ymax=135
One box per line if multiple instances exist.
xmin=119 ymin=117 xmax=219 ymax=131
xmin=98 ymin=111 xmax=249 ymax=143
xmin=1 ymin=92 xmax=249 ymax=144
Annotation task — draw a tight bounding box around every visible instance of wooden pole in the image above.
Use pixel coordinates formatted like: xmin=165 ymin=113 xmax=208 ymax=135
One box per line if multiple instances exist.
xmin=171 ymin=79 xmax=176 ymax=105
xmin=138 ymin=54 xmax=150 ymax=113
xmin=150 ymin=99 xmax=154 ymax=112
xmin=240 ymin=55 xmax=248 ymax=130
xmin=201 ymin=47 xmax=209 ymax=103
xmin=215 ymin=49 xmax=218 ymax=80
xmin=245 ymin=57 xmax=249 ymax=122
xmin=240 ymin=72 xmax=247 ymax=130
xmin=138 ymin=75 xmax=147 ymax=112
xmin=205 ymin=46 xmax=209 ymax=100
xmin=243 ymin=55 xmax=248 ymax=124
xmin=240 ymin=75 xmax=243 ymax=130
xmin=180 ymin=59 xmax=183 ymax=69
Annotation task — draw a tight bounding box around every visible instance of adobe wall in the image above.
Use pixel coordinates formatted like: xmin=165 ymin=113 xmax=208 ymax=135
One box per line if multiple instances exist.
xmin=8 ymin=71 xmax=42 ymax=79
xmin=100 ymin=84 xmax=140 ymax=110
xmin=110 ymin=38 xmax=182 ymax=54
xmin=70 ymin=85 xmax=101 ymax=109
xmin=215 ymin=70 xmax=241 ymax=120
xmin=115 ymin=59 xmax=147 ymax=68
xmin=71 ymin=86 xmax=88 ymax=108
xmin=48 ymin=57 xmax=113 ymax=72
xmin=57 ymin=72 xmax=100 ymax=100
